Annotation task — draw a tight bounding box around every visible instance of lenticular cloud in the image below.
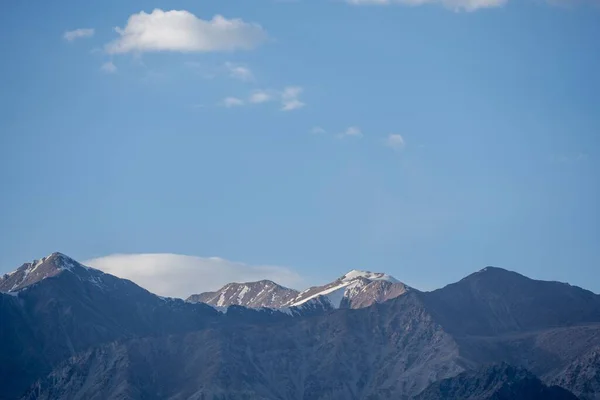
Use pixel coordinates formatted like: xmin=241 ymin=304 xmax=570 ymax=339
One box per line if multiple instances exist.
xmin=84 ymin=253 xmax=305 ymax=298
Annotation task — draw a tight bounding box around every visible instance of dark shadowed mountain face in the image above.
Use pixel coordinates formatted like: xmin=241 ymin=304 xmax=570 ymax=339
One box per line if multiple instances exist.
xmin=415 ymin=363 xmax=579 ymax=400
xmin=24 ymin=292 xmax=464 ymax=400
xmin=4 ymin=254 xmax=600 ymax=400
xmin=553 ymin=346 xmax=600 ymax=400
xmin=421 ymin=266 xmax=600 ymax=336
xmin=0 ymin=253 xmax=220 ymax=400
xmin=186 ymin=279 xmax=299 ymax=308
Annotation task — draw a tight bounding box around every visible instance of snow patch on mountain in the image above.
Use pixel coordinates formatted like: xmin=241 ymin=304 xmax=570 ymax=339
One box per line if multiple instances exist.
xmin=237 ymin=285 xmax=250 ymax=302
xmin=341 ymin=269 xmax=399 ymax=283
xmin=290 ymin=282 xmax=349 ymax=307
xmin=187 ymin=268 xmax=410 ymax=311
xmin=187 ymin=280 xmax=299 ymax=308
xmin=286 ymin=270 xmax=409 ymax=309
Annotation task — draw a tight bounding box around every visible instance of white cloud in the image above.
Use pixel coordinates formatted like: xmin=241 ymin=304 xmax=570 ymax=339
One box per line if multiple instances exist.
xmin=249 ymin=90 xmax=274 ymax=104
xmin=186 ymin=61 xmax=254 ymax=81
xmin=346 ymin=0 xmax=506 ymax=11
xmin=282 ymin=99 xmax=305 ymax=111
xmin=225 ymin=62 xmax=254 ymax=81
xmin=105 ymin=9 xmax=268 ymax=54
xmin=311 ymin=126 xmax=326 ymax=134
xmin=281 ymin=86 xmax=305 ymax=111
xmin=339 ymin=126 xmax=363 ymax=138
xmin=64 ymin=28 xmax=95 ymax=42
xmin=223 ymin=86 xmax=305 ymax=111
xmin=385 ymin=134 xmax=405 ymax=150
xmin=221 ymin=97 xmax=245 ymax=107
xmin=84 ymin=253 xmax=306 ymax=298
xmin=100 ymin=61 xmax=117 ymax=73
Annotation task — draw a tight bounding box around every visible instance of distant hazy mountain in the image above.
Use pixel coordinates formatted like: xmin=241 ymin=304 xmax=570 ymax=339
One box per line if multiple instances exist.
xmin=416 ymin=363 xmax=578 ymax=400
xmin=3 ymin=253 xmax=600 ymax=399
xmin=187 ymin=269 xmax=411 ymax=311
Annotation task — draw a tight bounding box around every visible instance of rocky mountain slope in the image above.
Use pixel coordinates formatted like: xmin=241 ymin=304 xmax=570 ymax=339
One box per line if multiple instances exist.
xmin=3 ymin=253 xmax=600 ymax=399
xmin=24 ymin=292 xmax=464 ymax=400
xmin=286 ymin=269 xmax=411 ymax=309
xmin=415 ymin=363 xmax=578 ymax=400
xmin=0 ymin=253 xmax=75 ymax=292
xmin=186 ymin=279 xmax=299 ymax=308
xmin=421 ymin=266 xmax=600 ymax=336
xmin=187 ymin=269 xmax=411 ymax=311
xmin=553 ymin=346 xmax=600 ymax=400
xmin=0 ymin=253 xmax=220 ymax=399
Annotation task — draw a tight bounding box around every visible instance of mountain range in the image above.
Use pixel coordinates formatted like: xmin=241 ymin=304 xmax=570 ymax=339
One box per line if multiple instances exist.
xmin=186 ymin=269 xmax=411 ymax=310
xmin=1 ymin=252 xmax=600 ymax=399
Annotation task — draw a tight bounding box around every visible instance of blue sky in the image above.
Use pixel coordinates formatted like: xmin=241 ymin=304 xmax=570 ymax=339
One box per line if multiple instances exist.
xmin=1 ymin=0 xmax=599 ymax=296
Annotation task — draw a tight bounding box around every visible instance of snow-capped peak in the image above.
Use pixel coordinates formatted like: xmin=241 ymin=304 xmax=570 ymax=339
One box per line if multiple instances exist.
xmin=0 ymin=252 xmax=101 ymax=293
xmin=187 ymin=279 xmax=299 ymax=308
xmin=341 ymin=269 xmax=399 ymax=284
xmin=286 ymin=269 xmax=407 ymax=309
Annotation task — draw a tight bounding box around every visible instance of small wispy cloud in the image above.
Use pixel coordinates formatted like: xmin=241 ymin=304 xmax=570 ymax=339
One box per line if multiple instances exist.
xmin=282 ymin=99 xmax=305 ymax=111
xmin=338 ymin=126 xmax=363 ymax=138
xmin=222 ymin=87 xmax=306 ymax=111
xmin=576 ymin=153 xmax=589 ymax=161
xmin=225 ymin=62 xmax=254 ymax=82
xmin=311 ymin=126 xmax=327 ymax=134
xmin=281 ymin=86 xmax=305 ymax=111
xmin=385 ymin=134 xmax=405 ymax=150
xmin=64 ymin=28 xmax=95 ymax=42
xmin=221 ymin=97 xmax=245 ymax=107
xmin=186 ymin=61 xmax=255 ymax=82
xmin=100 ymin=61 xmax=117 ymax=74
xmin=249 ymin=90 xmax=274 ymax=104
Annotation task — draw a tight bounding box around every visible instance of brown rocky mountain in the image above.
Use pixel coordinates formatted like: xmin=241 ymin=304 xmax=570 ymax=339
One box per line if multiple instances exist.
xmin=186 ymin=279 xmax=299 ymax=308
xmin=3 ymin=253 xmax=600 ymax=399
xmin=0 ymin=253 xmax=73 ymax=292
xmin=187 ymin=269 xmax=411 ymax=311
